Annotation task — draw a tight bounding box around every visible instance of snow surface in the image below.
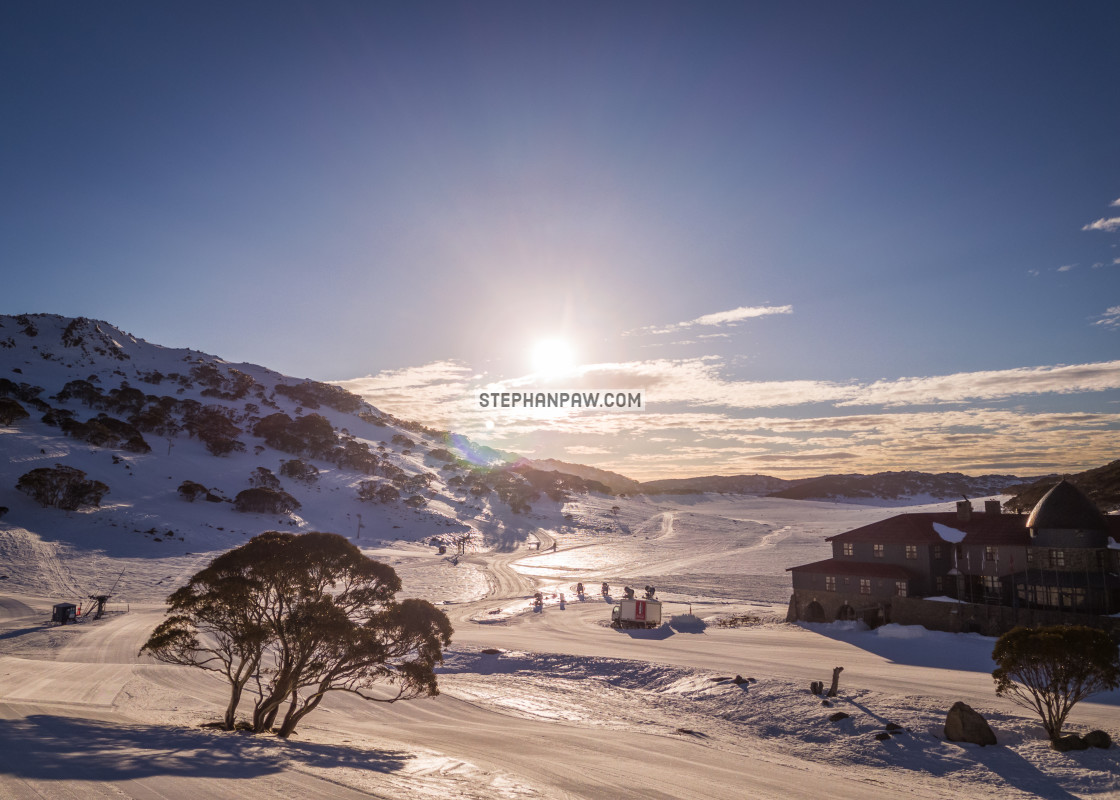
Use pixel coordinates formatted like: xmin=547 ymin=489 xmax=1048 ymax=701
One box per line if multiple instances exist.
xmin=2 ymin=490 xmax=1118 ymax=799
xmin=1 ymin=315 xmax=1118 ymax=798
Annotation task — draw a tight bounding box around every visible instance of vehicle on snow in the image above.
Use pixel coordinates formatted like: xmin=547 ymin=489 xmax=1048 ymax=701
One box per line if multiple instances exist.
xmin=611 ymin=597 xmax=662 ymax=629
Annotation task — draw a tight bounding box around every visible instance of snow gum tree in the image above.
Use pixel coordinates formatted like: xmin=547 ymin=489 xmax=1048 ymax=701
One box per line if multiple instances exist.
xmin=141 ymin=531 xmax=453 ymax=737
xmin=16 ymin=465 xmax=109 ymax=510
xmin=991 ymin=625 xmax=1120 ymax=742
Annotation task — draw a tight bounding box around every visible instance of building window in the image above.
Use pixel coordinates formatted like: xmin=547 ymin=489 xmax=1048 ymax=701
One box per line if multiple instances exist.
xmin=825 ymin=576 xmax=836 ymax=592
xmin=873 ymin=544 xmax=885 ymax=558
xmin=1028 ymin=585 xmax=1059 ymax=607
xmin=935 ymin=576 xmax=944 ymax=592
xmin=985 ymin=546 xmax=998 ymax=562
xmin=983 ymin=575 xmax=1000 ymax=594
xmin=895 ymin=581 xmax=907 ymax=597
xmin=905 ymin=545 xmax=918 ymax=560
xmin=1049 ymin=549 xmax=1065 ymax=568
xmin=1061 ymin=587 xmax=1086 ymax=610
xmin=859 ymin=578 xmax=871 ymax=595
xmin=932 ymin=544 xmax=942 ymax=559
xmin=842 ymin=542 xmax=853 ymax=556
xmin=1026 ymin=548 xmax=1034 ymax=565
xmin=843 ymin=577 xmax=851 ymax=586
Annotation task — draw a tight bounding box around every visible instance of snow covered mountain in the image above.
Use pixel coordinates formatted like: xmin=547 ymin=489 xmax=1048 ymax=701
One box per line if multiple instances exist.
xmin=0 ymin=313 xmax=595 ymax=562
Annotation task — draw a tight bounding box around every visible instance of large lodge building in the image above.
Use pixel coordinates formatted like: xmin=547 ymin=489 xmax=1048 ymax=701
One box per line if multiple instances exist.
xmin=786 ymin=480 xmax=1120 ymax=636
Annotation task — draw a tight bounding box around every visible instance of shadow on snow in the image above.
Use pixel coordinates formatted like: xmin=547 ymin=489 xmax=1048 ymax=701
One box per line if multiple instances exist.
xmin=0 ymin=713 xmax=410 ymax=782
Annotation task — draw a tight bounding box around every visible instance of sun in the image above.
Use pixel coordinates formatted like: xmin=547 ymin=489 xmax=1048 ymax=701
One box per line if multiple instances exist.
xmin=530 ymin=338 xmax=577 ymax=378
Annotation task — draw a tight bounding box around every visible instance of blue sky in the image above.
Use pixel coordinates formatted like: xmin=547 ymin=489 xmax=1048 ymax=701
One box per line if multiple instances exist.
xmin=3 ymin=2 xmax=1119 ymax=479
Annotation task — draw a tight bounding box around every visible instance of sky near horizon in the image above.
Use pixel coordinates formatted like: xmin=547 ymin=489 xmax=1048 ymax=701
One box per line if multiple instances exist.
xmin=3 ymin=1 xmax=1119 ymax=480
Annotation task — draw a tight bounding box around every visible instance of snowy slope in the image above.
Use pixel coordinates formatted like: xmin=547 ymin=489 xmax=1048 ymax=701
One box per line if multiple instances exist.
xmin=0 ymin=313 xmax=573 ymax=602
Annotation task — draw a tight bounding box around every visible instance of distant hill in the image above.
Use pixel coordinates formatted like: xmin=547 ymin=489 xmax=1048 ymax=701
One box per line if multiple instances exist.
xmin=766 ymin=471 xmax=1034 ymax=502
xmin=517 ymin=458 xmax=642 ymax=495
xmin=1003 ymin=460 xmax=1120 ymax=514
xmin=639 ymin=474 xmax=792 ymax=495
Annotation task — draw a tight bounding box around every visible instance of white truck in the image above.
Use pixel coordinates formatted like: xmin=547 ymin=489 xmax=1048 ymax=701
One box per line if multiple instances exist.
xmin=611 ymin=598 xmax=662 ymax=629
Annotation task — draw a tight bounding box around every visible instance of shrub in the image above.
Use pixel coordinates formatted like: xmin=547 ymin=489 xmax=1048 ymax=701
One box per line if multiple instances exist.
xmin=273 ymin=380 xmax=362 ymax=412
xmin=233 ymin=487 xmax=301 ymax=515
xmin=249 ymin=467 xmax=281 ymax=491
xmin=279 ymin=459 xmax=320 ymax=484
xmin=17 ymin=465 xmax=109 ymax=510
xmin=992 ymin=625 xmax=1120 ymax=742
xmin=184 ymin=405 xmax=245 ymax=456
xmin=357 ymin=481 xmax=399 ymax=504
xmin=53 ymin=379 xmax=104 ymax=407
xmin=178 ymin=480 xmax=209 ymax=502
xmin=0 ymin=397 xmax=29 ymax=425
xmin=59 ymin=414 xmax=151 ymax=453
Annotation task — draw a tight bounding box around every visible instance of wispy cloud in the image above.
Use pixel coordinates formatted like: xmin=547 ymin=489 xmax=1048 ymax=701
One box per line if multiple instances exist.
xmin=630 ymin=304 xmax=792 ymax=335
xmin=334 ymin=357 xmax=1120 ymax=479
xmin=841 ymin=361 xmax=1120 ymax=406
xmin=334 ymin=360 xmax=476 ymax=411
xmin=1094 ymin=306 xmax=1120 ymax=330
xmin=1083 ymin=217 xmax=1120 ymax=232
xmin=565 ymin=445 xmax=613 ymax=456
xmin=1057 ymin=264 xmax=1076 ymax=272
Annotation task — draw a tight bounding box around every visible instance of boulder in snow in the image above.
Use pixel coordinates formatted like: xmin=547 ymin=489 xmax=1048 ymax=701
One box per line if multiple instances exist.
xmin=944 ymin=702 xmax=997 ymax=746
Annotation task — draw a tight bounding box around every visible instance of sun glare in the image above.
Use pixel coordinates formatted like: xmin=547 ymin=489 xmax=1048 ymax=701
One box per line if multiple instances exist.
xmin=531 ymin=338 xmax=577 ymax=378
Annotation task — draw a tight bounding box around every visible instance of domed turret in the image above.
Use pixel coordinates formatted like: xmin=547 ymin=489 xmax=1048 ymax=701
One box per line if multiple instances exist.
xmin=1026 ymin=479 xmax=1109 ymax=548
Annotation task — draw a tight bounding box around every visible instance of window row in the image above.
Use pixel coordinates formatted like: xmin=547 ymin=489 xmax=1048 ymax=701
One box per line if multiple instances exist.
xmin=843 ymin=544 xmax=939 ymax=559
xmin=824 ymin=576 xmax=907 ymax=596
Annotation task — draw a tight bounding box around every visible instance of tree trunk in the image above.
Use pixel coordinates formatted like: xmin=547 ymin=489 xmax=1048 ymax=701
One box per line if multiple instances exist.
xmin=827 ymin=666 xmax=844 ymax=698
xmin=277 ymin=693 xmax=324 ymax=739
xmin=224 ymin=684 xmax=243 ymax=730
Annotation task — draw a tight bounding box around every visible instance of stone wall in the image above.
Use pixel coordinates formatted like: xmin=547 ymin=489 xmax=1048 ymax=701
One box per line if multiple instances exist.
xmin=889 ymin=595 xmax=1120 ymax=637
xmin=789 ymin=590 xmax=1120 ymax=637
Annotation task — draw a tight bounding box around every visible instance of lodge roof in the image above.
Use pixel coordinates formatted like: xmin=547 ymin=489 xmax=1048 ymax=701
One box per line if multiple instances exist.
xmin=825 ymin=511 xmax=1031 ymax=546
xmin=786 ymin=558 xmax=915 ymax=580
xmin=1026 ymin=479 xmax=1111 ymax=531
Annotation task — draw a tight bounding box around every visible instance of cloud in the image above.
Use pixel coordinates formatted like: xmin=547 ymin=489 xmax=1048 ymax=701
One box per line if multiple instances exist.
xmin=1112 ymin=198 xmax=1120 ymax=207
xmin=339 ymin=356 xmax=1120 ymax=436
xmin=1057 ymin=264 xmax=1076 ymax=272
xmin=1094 ymin=306 xmax=1120 ymax=329
xmin=334 ymin=356 xmax=1120 ymax=480
xmin=838 ymin=360 xmax=1120 ymax=407
xmin=1082 ymin=217 xmax=1120 ymax=232
xmin=565 ymin=445 xmax=613 ymax=455
xmin=632 ymin=304 xmax=792 ymax=335
xmin=333 ymin=360 xmax=476 ymax=414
